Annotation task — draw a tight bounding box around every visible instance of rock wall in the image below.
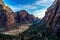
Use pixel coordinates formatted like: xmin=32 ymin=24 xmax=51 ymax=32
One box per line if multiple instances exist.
xmin=0 ymin=1 xmax=16 ymax=30
xmin=16 ymin=10 xmax=36 ymax=24
xmin=45 ymin=0 xmax=60 ymax=36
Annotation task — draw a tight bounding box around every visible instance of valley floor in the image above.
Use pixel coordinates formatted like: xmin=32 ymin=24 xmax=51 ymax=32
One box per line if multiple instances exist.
xmin=1 ymin=24 xmax=32 ymax=36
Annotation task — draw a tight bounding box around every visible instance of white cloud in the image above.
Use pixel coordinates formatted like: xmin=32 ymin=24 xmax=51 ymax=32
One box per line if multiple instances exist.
xmin=22 ymin=5 xmax=36 ymax=9
xmin=35 ymin=0 xmax=48 ymax=5
xmin=33 ymin=9 xmax=47 ymax=19
xmin=32 ymin=0 xmax=55 ymax=18
xmin=9 ymin=0 xmax=55 ymax=12
xmin=35 ymin=0 xmax=55 ymax=6
xmin=9 ymin=5 xmax=36 ymax=12
xmin=8 ymin=0 xmax=55 ymax=18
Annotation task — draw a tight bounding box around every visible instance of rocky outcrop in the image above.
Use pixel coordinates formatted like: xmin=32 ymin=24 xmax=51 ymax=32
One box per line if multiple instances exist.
xmin=0 ymin=0 xmax=16 ymax=30
xmin=45 ymin=0 xmax=60 ymax=36
xmin=16 ymin=10 xmax=36 ymax=24
xmin=0 ymin=0 xmax=4 ymax=5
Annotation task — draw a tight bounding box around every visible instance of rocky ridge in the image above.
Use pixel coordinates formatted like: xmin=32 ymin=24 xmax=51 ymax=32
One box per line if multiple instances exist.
xmin=45 ymin=0 xmax=60 ymax=36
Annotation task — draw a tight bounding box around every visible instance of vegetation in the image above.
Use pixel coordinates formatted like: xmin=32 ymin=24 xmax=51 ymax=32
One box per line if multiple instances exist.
xmin=0 ymin=20 xmax=60 ymax=40
xmin=20 ymin=20 xmax=60 ymax=40
xmin=0 ymin=33 xmax=16 ymax=40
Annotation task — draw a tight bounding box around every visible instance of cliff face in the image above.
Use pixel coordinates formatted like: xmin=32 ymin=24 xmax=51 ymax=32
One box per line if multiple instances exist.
xmin=45 ymin=0 xmax=60 ymax=35
xmin=16 ymin=10 xmax=36 ymax=24
xmin=0 ymin=0 xmax=16 ymax=30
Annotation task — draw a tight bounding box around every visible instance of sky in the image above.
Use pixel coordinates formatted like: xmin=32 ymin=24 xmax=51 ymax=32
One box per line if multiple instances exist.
xmin=3 ymin=0 xmax=55 ymax=18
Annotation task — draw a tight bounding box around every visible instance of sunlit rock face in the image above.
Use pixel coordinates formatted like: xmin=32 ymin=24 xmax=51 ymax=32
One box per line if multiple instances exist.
xmin=0 ymin=0 xmax=4 ymax=5
xmin=45 ymin=0 xmax=60 ymax=36
xmin=5 ymin=12 xmax=16 ymax=27
xmin=16 ymin=10 xmax=36 ymax=24
xmin=4 ymin=5 xmax=13 ymax=12
xmin=0 ymin=0 xmax=16 ymax=30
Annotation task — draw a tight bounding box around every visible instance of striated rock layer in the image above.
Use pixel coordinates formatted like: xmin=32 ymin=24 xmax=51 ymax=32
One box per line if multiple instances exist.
xmin=16 ymin=10 xmax=36 ymax=24
xmin=45 ymin=0 xmax=60 ymax=36
xmin=0 ymin=0 xmax=16 ymax=30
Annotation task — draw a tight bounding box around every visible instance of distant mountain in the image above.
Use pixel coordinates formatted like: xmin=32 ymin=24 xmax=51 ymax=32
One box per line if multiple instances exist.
xmin=33 ymin=17 xmax=41 ymax=24
xmin=16 ymin=10 xmax=40 ymax=24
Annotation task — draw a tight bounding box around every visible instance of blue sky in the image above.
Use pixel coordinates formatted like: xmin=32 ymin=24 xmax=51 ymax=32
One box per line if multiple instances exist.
xmin=3 ymin=0 xmax=55 ymax=18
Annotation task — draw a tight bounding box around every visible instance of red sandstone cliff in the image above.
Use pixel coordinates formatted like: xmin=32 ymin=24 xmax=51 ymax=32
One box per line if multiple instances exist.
xmin=16 ymin=10 xmax=36 ymax=24
xmin=45 ymin=0 xmax=60 ymax=35
xmin=0 ymin=0 xmax=16 ymax=30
